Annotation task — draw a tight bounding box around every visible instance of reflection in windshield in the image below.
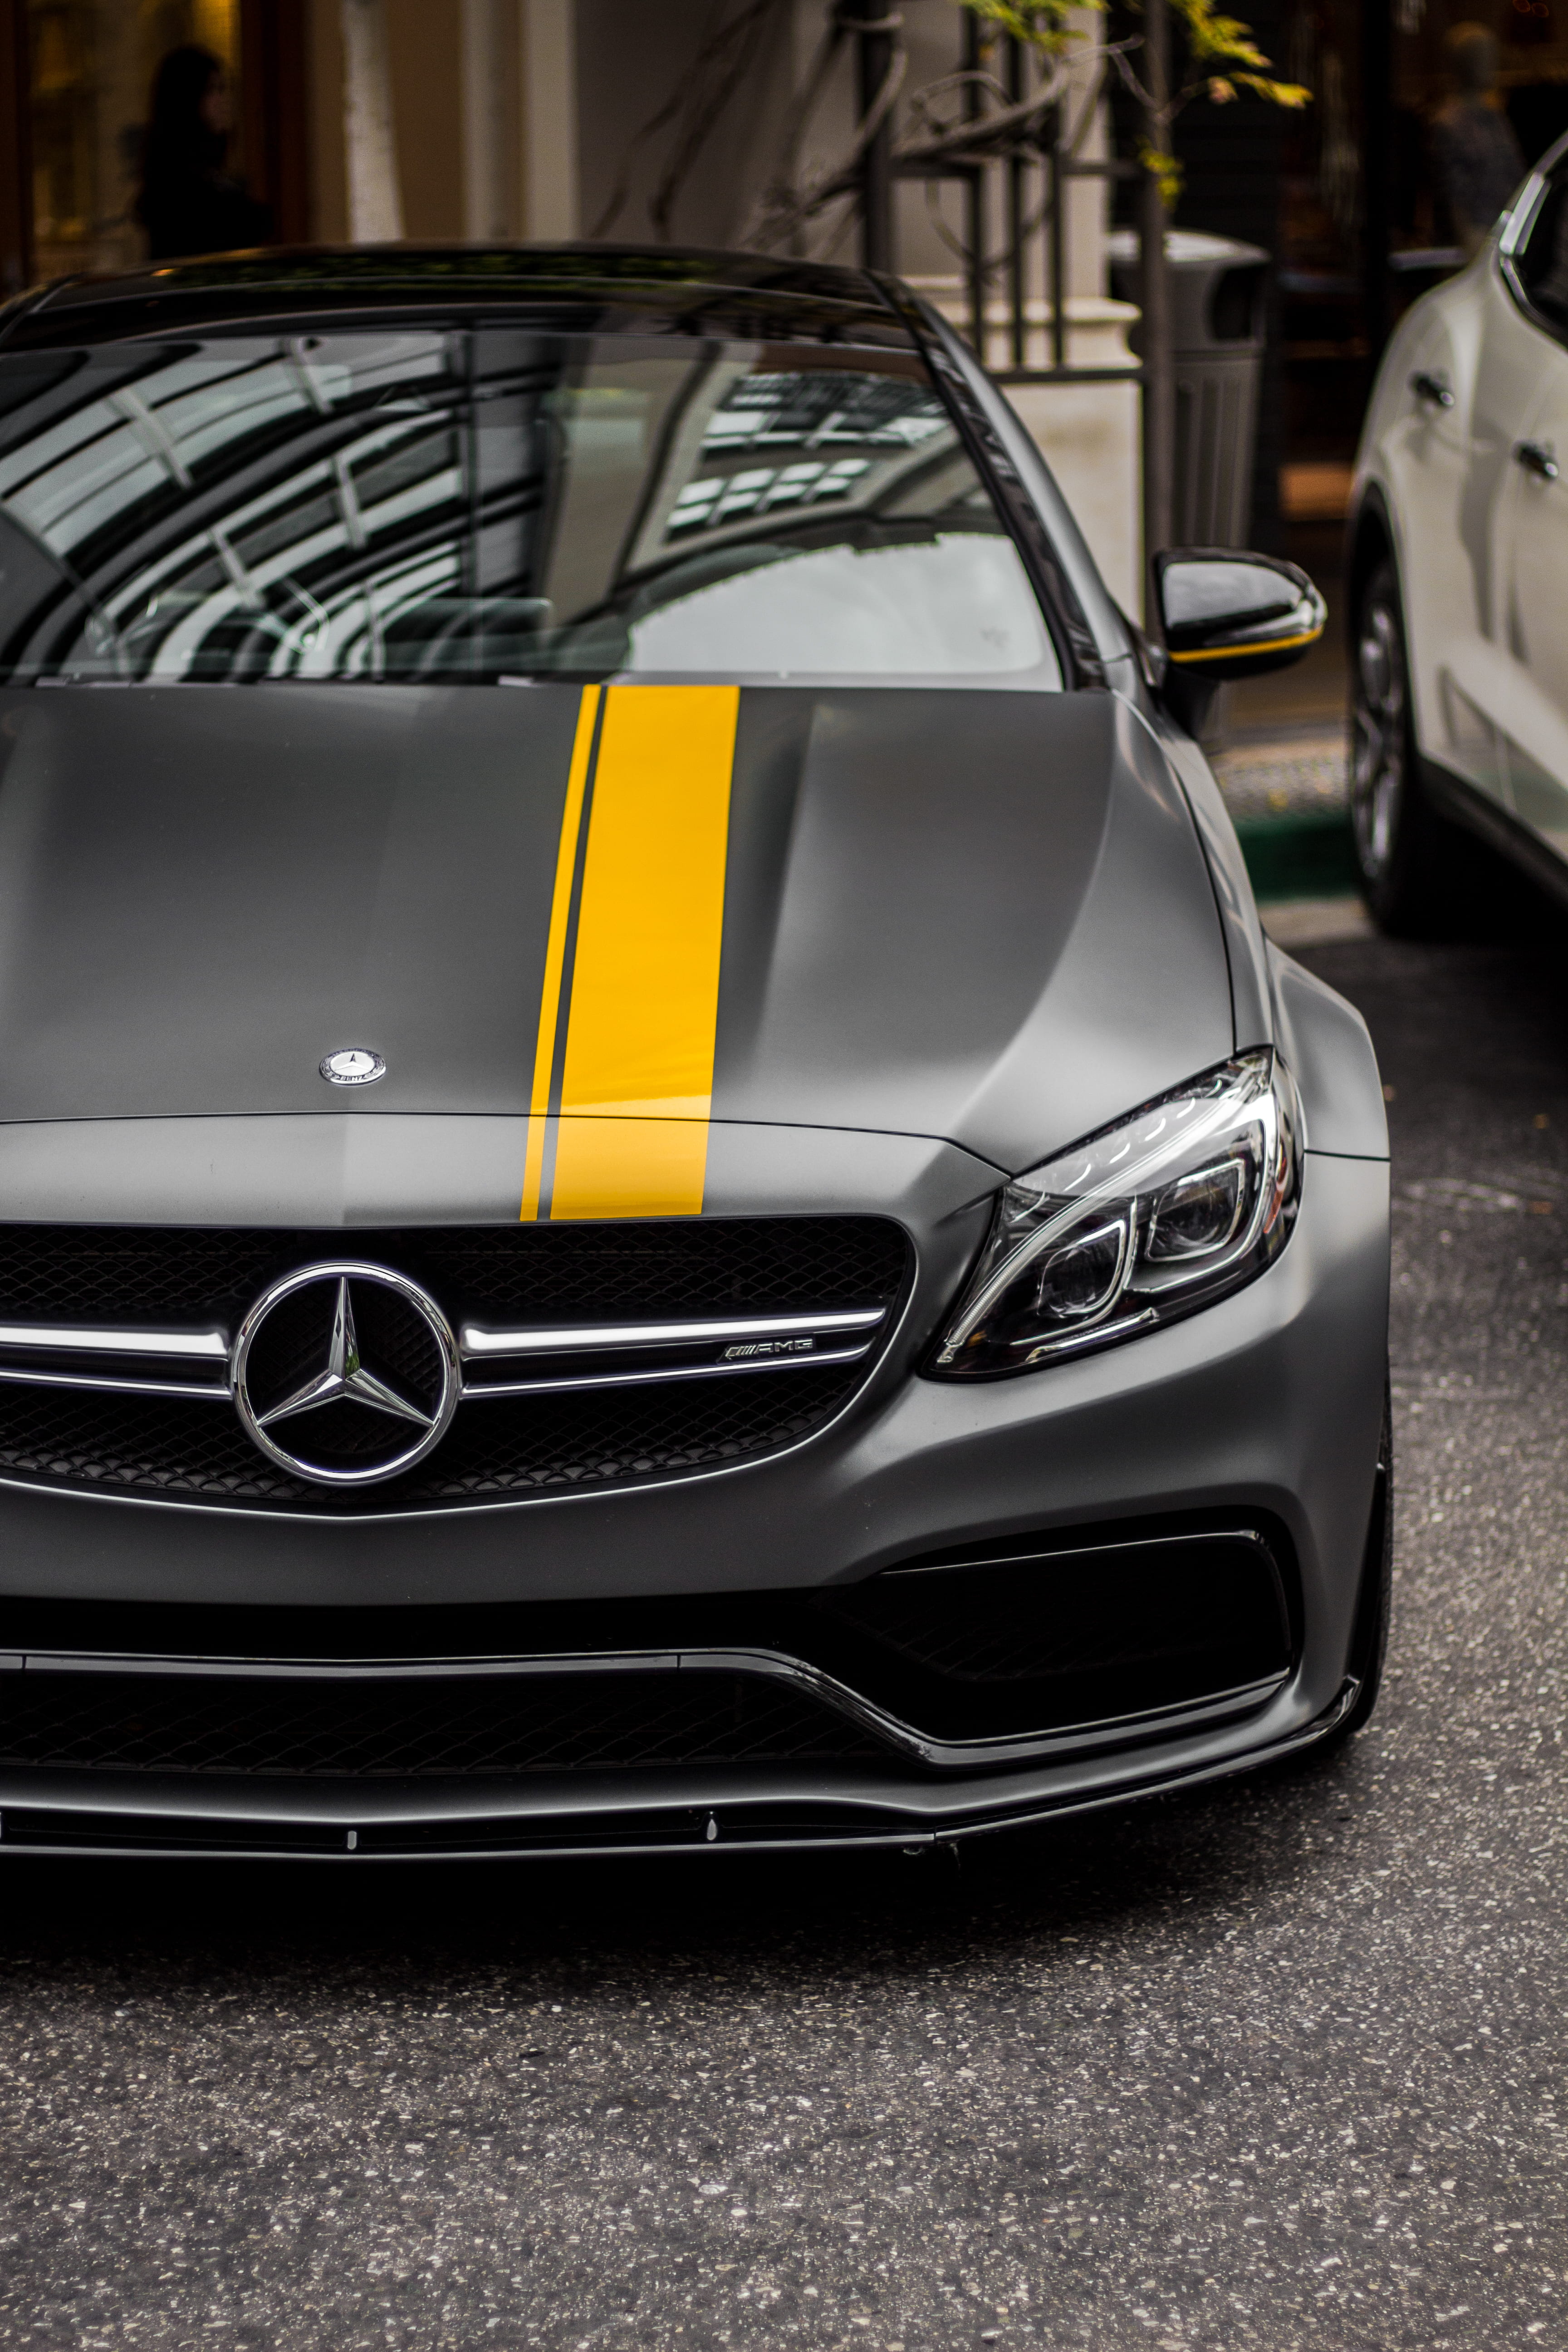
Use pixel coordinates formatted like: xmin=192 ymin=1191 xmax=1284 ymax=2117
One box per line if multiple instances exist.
xmin=0 ymin=331 xmax=1061 ymax=689
xmin=627 ymin=539 xmax=1049 ymax=676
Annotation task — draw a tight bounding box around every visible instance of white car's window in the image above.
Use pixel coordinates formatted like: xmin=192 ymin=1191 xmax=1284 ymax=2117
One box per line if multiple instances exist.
xmin=0 ymin=332 xmax=1062 ymax=690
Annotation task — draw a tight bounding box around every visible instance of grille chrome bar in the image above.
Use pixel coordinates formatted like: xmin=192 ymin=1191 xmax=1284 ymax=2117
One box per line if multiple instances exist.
xmin=457 ymin=1306 xmax=888 ymax=1400
xmin=0 ymin=1322 xmax=235 ymax=1401
xmin=0 ymin=1364 xmax=233 ymax=1401
xmin=0 ymin=1309 xmax=890 ymax=1405
xmin=0 ymin=1322 xmax=229 ymax=1360
xmin=459 ymin=1309 xmax=886 ymax=1358
xmin=460 ymin=1342 xmax=876 ymax=1401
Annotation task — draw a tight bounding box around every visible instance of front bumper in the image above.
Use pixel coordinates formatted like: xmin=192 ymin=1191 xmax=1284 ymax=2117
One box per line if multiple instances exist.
xmin=0 ymin=1143 xmax=1389 ymax=1857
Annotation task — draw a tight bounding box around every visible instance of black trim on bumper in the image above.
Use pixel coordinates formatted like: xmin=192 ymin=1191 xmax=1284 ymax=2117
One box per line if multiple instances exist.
xmin=0 ymin=1681 xmax=1360 ymax=1860
xmin=0 ymin=1515 xmax=1299 ymax=1774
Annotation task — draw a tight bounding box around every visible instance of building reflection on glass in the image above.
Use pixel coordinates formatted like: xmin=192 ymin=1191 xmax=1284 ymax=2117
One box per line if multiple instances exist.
xmin=0 ymin=329 xmax=1057 ymax=690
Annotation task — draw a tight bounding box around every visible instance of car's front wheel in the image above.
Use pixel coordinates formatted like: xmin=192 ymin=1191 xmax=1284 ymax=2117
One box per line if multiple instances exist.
xmin=1351 ymin=558 xmax=1456 ymax=931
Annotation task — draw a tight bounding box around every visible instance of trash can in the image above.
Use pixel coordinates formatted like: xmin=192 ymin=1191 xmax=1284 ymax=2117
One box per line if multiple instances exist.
xmin=1107 ymin=228 xmax=1269 ymax=547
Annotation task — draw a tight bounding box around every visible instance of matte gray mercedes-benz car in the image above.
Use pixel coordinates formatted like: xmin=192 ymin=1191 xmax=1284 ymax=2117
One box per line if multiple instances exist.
xmin=0 ymin=247 xmax=1389 ymax=1860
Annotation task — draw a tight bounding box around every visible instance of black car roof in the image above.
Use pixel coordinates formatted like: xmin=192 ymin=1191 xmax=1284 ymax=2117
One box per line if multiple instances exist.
xmin=0 ymin=244 xmax=916 ymax=353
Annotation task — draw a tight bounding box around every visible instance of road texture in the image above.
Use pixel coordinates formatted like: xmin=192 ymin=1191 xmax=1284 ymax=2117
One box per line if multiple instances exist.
xmin=1 ymin=911 xmax=1566 ymax=2352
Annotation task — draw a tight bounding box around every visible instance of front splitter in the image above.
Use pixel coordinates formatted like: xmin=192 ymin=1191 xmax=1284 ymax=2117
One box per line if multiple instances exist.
xmin=0 ymin=1681 xmax=1357 ymax=1861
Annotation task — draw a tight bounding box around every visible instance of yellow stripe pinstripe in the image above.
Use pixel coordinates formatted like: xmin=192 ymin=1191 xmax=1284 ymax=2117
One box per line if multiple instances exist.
xmin=519 ymin=683 xmax=599 ymax=1223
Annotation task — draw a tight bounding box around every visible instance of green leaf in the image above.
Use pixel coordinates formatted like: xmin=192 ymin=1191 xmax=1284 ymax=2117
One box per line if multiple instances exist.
xmin=1137 ymin=135 xmax=1184 ymax=206
xmin=1232 ymin=70 xmax=1313 ymax=106
xmin=955 ymin=0 xmax=1102 ymax=55
xmin=955 ymin=0 xmax=1311 ymax=111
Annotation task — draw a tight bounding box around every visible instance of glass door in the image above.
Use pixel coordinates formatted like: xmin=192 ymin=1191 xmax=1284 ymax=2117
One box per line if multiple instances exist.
xmin=26 ymin=1 xmax=240 ymax=282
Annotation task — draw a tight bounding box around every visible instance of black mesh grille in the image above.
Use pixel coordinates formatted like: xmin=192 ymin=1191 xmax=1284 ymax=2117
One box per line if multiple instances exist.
xmin=0 ymin=1217 xmax=908 ymax=1325
xmin=0 ymin=1669 xmax=882 ymax=1778
xmin=0 ymin=1218 xmax=908 ymax=1512
xmin=0 ymin=1367 xmax=863 ymax=1507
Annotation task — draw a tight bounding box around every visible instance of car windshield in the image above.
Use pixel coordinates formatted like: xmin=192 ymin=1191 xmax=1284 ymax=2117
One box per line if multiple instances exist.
xmin=0 ymin=327 xmax=1062 ymax=689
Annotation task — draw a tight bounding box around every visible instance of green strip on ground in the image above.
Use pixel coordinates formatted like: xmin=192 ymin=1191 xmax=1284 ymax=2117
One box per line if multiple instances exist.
xmin=1234 ymin=811 xmax=1360 ymax=905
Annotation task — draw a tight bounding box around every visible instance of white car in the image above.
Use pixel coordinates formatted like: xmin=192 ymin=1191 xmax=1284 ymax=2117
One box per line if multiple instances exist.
xmin=1352 ymin=133 xmax=1568 ymax=926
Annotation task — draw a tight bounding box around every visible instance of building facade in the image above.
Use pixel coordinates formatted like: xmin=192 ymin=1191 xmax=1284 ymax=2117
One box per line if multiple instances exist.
xmin=0 ymin=0 xmax=1140 ymax=603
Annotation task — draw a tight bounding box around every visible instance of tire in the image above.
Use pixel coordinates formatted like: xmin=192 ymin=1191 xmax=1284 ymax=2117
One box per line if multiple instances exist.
xmin=1350 ymin=559 xmax=1459 ymax=933
xmin=1314 ymin=1380 xmax=1393 ymax=1754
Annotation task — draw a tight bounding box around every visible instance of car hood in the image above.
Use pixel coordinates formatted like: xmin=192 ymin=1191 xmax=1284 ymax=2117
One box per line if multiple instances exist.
xmin=0 ymin=682 xmax=1230 ymax=1183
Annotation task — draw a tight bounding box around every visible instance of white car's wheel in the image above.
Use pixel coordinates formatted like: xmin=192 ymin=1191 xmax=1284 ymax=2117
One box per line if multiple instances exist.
xmin=1350 ymin=559 xmax=1457 ymax=931
xmin=1352 ymin=583 xmax=1406 ymax=871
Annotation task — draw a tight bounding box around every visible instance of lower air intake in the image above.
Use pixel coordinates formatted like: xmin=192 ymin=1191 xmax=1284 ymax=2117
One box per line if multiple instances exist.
xmin=0 ymin=1669 xmax=882 ymax=1779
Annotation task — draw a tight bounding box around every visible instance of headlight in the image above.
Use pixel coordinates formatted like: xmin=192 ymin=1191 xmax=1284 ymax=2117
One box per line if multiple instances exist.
xmin=928 ymin=1049 xmax=1301 ymax=1379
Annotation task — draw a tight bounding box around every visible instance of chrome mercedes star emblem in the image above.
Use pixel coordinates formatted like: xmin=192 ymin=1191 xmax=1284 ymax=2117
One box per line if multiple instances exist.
xmin=231 ymin=1263 xmax=460 ymax=1487
xmin=320 ymin=1048 xmax=386 ymax=1085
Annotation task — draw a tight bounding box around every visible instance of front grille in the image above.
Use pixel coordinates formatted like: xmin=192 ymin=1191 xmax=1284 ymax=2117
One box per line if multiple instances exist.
xmin=0 ymin=1218 xmax=909 ymax=1512
xmin=0 ymin=1669 xmax=881 ymax=1778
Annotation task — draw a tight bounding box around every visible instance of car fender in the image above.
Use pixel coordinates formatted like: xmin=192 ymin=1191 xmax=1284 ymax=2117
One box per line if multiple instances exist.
xmin=1126 ymin=696 xmax=1274 ymax=1054
xmin=1265 ymin=940 xmax=1388 ymax=1161
xmin=1124 ymin=699 xmax=1388 ymax=1161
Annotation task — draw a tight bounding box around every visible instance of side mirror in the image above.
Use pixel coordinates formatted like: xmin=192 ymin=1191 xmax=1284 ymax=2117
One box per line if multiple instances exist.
xmin=1154 ymin=549 xmax=1326 ymax=733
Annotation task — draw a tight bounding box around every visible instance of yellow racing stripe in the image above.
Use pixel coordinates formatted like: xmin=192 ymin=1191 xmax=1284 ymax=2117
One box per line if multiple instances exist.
xmin=549 ymin=684 xmax=740 ymax=1220
xmin=519 ymin=684 xmax=599 ymax=1221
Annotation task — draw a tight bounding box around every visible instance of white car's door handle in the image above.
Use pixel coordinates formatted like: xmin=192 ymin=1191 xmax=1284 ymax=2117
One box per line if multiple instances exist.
xmin=1410 ymin=369 xmax=1455 ymax=408
xmin=1514 ymin=438 xmax=1560 ymax=480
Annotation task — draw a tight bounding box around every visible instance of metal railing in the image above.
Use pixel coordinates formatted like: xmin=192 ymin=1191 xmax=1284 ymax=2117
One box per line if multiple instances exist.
xmin=895 ymin=20 xmax=1147 ymax=390
xmin=855 ymin=14 xmax=1165 ymax=571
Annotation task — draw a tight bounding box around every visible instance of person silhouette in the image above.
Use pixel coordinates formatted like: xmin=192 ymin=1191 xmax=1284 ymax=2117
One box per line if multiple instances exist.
xmin=1431 ymin=24 xmax=1527 ymax=258
xmin=136 ymin=46 xmax=273 ymax=263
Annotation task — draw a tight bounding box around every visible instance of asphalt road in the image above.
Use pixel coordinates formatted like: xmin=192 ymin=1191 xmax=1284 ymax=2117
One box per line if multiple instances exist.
xmin=2 ymin=916 xmax=1567 ymax=2352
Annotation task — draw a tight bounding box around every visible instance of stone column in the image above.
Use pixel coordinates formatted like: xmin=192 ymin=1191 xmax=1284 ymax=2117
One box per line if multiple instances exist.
xmin=340 ymin=0 xmax=403 ymax=243
xmin=520 ymin=0 xmax=578 ymax=239
xmin=462 ymin=0 xmax=516 ymax=241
